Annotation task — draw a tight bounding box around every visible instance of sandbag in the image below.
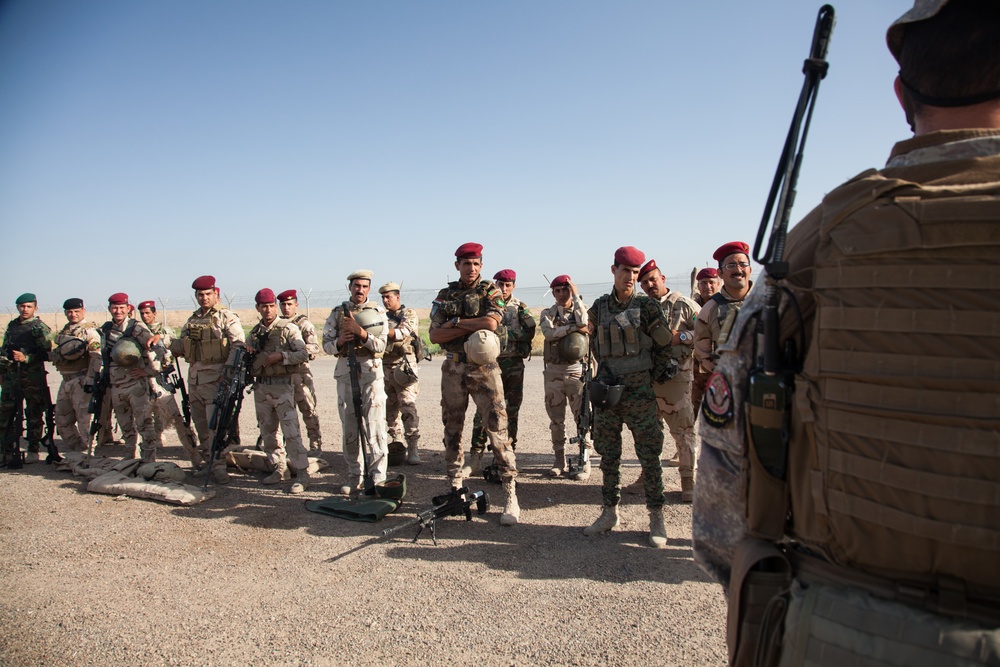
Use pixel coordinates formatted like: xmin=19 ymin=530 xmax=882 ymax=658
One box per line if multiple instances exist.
xmin=87 ymin=471 xmax=215 ymax=506
xmin=136 ymin=461 xmax=186 ymax=483
xmin=227 ymin=449 xmax=329 ymax=474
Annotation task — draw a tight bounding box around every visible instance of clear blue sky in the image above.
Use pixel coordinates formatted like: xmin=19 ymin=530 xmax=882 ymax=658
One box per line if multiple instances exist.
xmin=0 ymin=1 xmax=911 ymax=313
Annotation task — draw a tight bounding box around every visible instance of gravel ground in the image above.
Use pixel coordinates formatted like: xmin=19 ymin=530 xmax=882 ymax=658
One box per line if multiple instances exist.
xmin=0 ymin=356 xmax=727 ymax=666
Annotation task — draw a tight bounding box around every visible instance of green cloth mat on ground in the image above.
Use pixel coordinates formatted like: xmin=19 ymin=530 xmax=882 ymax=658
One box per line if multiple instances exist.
xmin=304 ymin=496 xmax=401 ymax=522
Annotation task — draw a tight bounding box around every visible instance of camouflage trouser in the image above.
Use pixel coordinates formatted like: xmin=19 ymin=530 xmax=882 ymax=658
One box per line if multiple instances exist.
xmin=441 ymin=359 xmax=516 ymax=482
xmin=0 ymin=371 xmax=46 ymax=456
xmin=336 ymin=367 xmax=389 ymax=484
xmin=255 ymin=382 xmax=309 ymax=473
xmin=471 ymin=356 xmax=523 ymax=450
xmin=654 ymin=375 xmax=696 ymax=476
xmin=292 ymin=370 xmax=322 ymax=448
xmin=384 ymin=360 xmax=420 ymax=447
xmin=543 ymin=366 xmax=586 ymax=452
xmin=97 ymin=390 xmax=136 ymax=447
xmin=110 ymin=380 xmax=160 ymax=461
xmin=55 ymin=371 xmax=92 ymax=452
xmin=149 ymin=380 xmax=200 ymax=462
xmin=592 ymin=382 xmax=664 ymax=510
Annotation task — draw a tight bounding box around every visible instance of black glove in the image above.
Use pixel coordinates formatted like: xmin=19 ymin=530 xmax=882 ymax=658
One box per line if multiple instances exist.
xmin=83 ymin=384 xmax=93 ymax=394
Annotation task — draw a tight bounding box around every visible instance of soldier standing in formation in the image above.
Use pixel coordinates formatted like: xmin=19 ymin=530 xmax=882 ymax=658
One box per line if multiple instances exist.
xmin=278 ymin=290 xmax=323 ymax=453
xmin=690 ymin=267 xmax=720 ymax=413
xmin=583 ymin=247 xmax=673 ymax=548
xmin=137 ymin=300 xmax=202 ymax=466
xmin=247 ymin=289 xmax=313 ymax=494
xmin=693 ymin=241 xmax=753 ymax=376
xmin=0 ymin=293 xmax=53 ymax=467
xmin=638 ymin=259 xmax=700 ymax=503
xmin=49 ymin=298 xmax=102 ymax=455
xmin=322 ymin=270 xmax=390 ymax=494
xmin=169 ymin=276 xmax=245 ymax=484
xmin=539 ymin=274 xmax=591 ymax=480
xmin=101 ymin=293 xmax=161 ymax=462
xmin=429 ymin=243 xmax=520 ymax=526
xmin=379 ymin=282 xmax=422 ymax=465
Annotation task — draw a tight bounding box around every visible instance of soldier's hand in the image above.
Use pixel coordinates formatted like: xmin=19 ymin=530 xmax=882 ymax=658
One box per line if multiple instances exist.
xmin=84 ymin=384 xmax=94 ymax=394
xmin=11 ymin=350 xmax=26 ymax=363
xmin=568 ymin=280 xmax=579 ymax=297
xmin=146 ymin=334 xmax=161 ymax=350
xmin=262 ymin=351 xmax=283 ymax=367
xmin=341 ymin=315 xmax=363 ymax=338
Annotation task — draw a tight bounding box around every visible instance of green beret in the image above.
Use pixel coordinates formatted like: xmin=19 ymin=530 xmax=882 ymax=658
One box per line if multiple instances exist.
xmin=15 ymin=293 xmax=36 ymax=305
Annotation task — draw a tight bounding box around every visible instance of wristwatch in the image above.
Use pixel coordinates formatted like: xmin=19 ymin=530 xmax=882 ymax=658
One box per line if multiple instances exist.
xmin=679 ymin=331 xmax=692 ymax=344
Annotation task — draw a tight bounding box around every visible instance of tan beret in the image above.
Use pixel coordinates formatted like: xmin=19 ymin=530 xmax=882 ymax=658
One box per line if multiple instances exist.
xmin=378 ymin=282 xmax=401 ymax=294
xmin=347 ymin=269 xmax=374 ymax=282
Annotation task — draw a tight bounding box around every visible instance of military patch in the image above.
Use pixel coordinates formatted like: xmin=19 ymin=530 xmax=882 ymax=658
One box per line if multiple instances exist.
xmin=702 ymin=371 xmax=734 ymax=428
xmin=430 ymin=300 xmax=442 ymax=318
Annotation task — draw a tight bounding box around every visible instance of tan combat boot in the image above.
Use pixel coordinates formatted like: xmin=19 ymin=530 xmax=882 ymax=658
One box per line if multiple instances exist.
xmin=262 ymin=466 xmax=291 ymax=485
xmin=569 ymin=460 xmax=591 ymax=481
xmin=499 ymin=479 xmax=520 ymax=526
xmin=290 ymin=471 xmax=310 ymax=495
xmin=406 ymin=439 xmax=421 ymax=465
xmin=211 ymin=466 xmax=231 ymax=485
xmin=461 ymin=450 xmax=484 ymax=478
xmin=648 ymin=508 xmax=667 ymax=548
xmin=548 ymin=449 xmax=566 ymax=478
xmin=583 ymin=505 xmax=619 ymax=536
xmin=339 ymin=474 xmax=362 ymax=495
xmin=681 ymin=475 xmax=694 ymax=503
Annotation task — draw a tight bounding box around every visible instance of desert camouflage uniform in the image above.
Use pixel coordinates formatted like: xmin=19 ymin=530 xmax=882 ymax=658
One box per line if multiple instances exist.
xmin=471 ymin=296 xmax=534 ymax=451
xmin=693 ymin=284 xmax=753 ymax=375
xmin=49 ymin=320 xmax=103 ymax=452
xmin=169 ymin=304 xmax=245 ymax=471
xmin=322 ymin=301 xmax=390 ymax=486
xmin=0 ymin=316 xmax=52 ymax=459
xmin=651 ymin=291 xmax=700 ymax=486
xmin=589 ymin=291 xmax=671 ymax=509
xmin=539 ymin=296 xmax=589 ymax=468
xmin=249 ymin=317 xmax=310 ymax=476
xmin=383 ymin=305 xmax=420 ymax=451
xmin=102 ymin=318 xmax=160 ymax=461
xmin=289 ymin=314 xmax=322 ymax=451
xmin=430 ymin=278 xmax=517 ymax=483
xmin=145 ymin=321 xmax=200 ymax=464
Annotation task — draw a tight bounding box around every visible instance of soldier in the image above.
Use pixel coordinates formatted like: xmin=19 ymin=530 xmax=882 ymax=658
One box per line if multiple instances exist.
xmin=0 ymin=293 xmax=53 ymax=467
xmin=429 ymin=242 xmax=520 ymax=526
xmin=638 ymin=259 xmax=700 ymax=502
xmin=247 ymin=289 xmax=312 ymax=494
xmin=168 ymin=275 xmax=246 ymax=484
xmin=694 ymin=1 xmax=1000 ymax=662
xmin=378 ymin=282 xmax=421 ymax=465
xmin=691 ymin=267 xmax=720 ymax=414
xmin=582 ymin=247 xmax=674 ymax=548
xmin=277 ymin=290 xmax=323 ymax=452
xmin=539 ymin=274 xmax=591 ymax=480
xmin=48 ymin=298 xmax=102 ymax=454
xmin=693 ymin=241 xmax=754 ymax=375
xmin=100 ymin=293 xmax=161 ymax=461
xmin=137 ymin=301 xmax=201 ymax=466
xmin=321 ymin=270 xmax=390 ymax=493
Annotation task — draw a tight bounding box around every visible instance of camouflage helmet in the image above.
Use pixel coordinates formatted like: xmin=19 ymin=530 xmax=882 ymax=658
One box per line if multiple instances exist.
xmin=392 ymin=363 xmax=418 ymax=388
xmin=111 ymin=337 xmax=143 ymax=367
xmin=352 ymin=308 xmax=385 ymax=338
xmin=589 ymin=379 xmax=624 ymax=410
xmin=56 ymin=338 xmax=88 ymax=362
xmin=558 ymin=331 xmax=588 ymax=362
xmin=463 ymin=330 xmax=501 ymax=365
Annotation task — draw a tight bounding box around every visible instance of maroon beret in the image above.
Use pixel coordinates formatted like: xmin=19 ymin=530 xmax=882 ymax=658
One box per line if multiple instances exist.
xmin=550 ymin=274 xmax=571 ymax=288
xmin=638 ymin=259 xmax=659 ymax=281
xmin=137 ymin=300 xmax=156 ymax=311
xmin=277 ymin=289 xmax=297 ymax=302
xmin=493 ymin=269 xmax=516 ymax=282
xmin=455 ymin=242 xmax=483 ymax=259
xmin=192 ymin=275 xmax=216 ymax=290
xmin=713 ymin=241 xmax=751 ymax=264
xmin=108 ymin=292 xmax=129 ymax=305
xmin=613 ymin=246 xmax=645 ymax=268
xmin=696 ymin=267 xmax=719 ymax=280
xmin=255 ymin=288 xmax=276 ymax=305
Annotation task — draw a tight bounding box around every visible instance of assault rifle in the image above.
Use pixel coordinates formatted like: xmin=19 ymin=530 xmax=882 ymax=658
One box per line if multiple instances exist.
xmin=567 ymin=355 xmax=594 ymax=477
xmin=86 ymin=327 xmax=114 ymax=455
xmin=40 ymin=378 xmax=62 ymax=464
xmin=748 ymin=4 xmax=834 ymax=480
xmin=163 ymin=363 xmax=192 ymax=429
xmin=204 ymin=347 xmax=252 ymax=491
xmin=380 ymin=487 xmax=489 ymax=545
xmin=343 ymin=302 xmax=375 ymax=495
xmin=1 ymin=360 xmax=26 ymax=469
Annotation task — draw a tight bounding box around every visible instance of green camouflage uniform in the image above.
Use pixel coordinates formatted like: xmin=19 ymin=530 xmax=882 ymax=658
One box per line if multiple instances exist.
xmin=0 ymin=316 xmax=53 ymax=458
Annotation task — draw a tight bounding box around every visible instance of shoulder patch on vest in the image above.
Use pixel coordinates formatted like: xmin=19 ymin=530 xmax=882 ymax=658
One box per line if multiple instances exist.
xmin=702 ymin=371 xmax=734 ymax=428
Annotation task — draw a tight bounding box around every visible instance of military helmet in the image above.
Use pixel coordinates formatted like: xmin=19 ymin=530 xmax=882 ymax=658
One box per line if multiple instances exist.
xmin=374 ymin=473 xmax=407 ymax=500
xmin=558 ymin=331 xmax=588 ymax=362
xmin=352 ymin=308 xmax=385 ymax=338
xmin=392 ymin=363 xmax=418 ymax=388
xmin=387 ymin=441 xmax=406 ymax=467
xmin=111 ymin=337 xmax=143 ymax=367
xmin=463 ymin=330 xmax=501 ymax=365
xmin=589 ymin=380 xmax=624 ymax=409
xmin=57 ymin=338 xmax=88 ymax=362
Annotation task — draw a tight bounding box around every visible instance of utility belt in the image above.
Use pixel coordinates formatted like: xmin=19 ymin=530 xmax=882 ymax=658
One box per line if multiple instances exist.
xmin=256 ymin=376 xmax=292 ymax=385
xmin=444 ymin=352 xmax=467 ymax=363
xmin=60 ymin=370 xmax=89 ymax=381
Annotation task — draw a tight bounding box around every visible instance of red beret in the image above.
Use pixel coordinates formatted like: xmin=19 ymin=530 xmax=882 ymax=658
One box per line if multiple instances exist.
xmin=638 ymin=259 xmax=659 ymax=280
xmin=108 ymin=292 xmax=129 ymax=305
xmin=192 ymin=275 xmax=216 ymax=290
xmin=455 ymin=242 xmax=483 ymax=259
xmin=696 ymin=268 xmax=719 ymax=280
xmin=550 ymin=274 xmax=571 ymax=288
xmin=713 ymin=241 xmax=750 ymax=264
xmin=493 ymin=269 xmax=516 ymax=282
xmin=277 ymin=289 xmax=297 ymax=301
xmin=613 ymin=246 xmax=645 ymax=268
xmin=255 ymin=288 xmax=276 ymax=305
xmin=137 ymin=300 xmax=156 ymax=310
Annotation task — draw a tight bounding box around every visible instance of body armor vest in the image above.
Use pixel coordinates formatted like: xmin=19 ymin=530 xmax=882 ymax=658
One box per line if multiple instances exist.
xmin=499 ymin=299 xmax=531 ymax=359
xmin=250 ymin=319 xmax=304 ymax=377
xmin=53 ymin=322 xmax=96 ymax=373
xmin=384 ymin=307 xmax=416 ymax=363
xmin=592 ymin=294 xmax=652 ymax=377
xmin=435 ymin=280 xmax=507 ymax=354
xmin=543 ymin=308 xmax=587 ymax=365
xmin=182 ymin=306 xmax=231 ymax=364
xmin=711 ymin=291 xmax=745 ymax=348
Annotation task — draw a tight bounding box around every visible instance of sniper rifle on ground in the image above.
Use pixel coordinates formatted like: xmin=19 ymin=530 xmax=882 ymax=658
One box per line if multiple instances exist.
xmin=380 ymin=487 xmax=489 ymax=545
